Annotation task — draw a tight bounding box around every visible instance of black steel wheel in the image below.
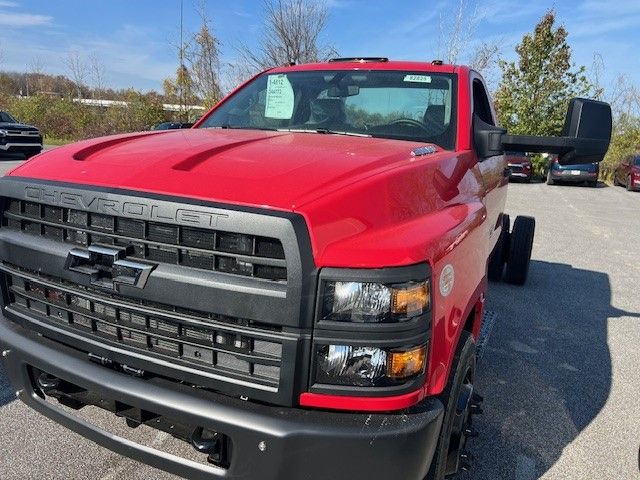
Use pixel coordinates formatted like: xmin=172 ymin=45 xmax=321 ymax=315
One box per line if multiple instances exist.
xmin=425 ymin=332 xmax=478 ymax=480
xmin=505 ymin=215 xmax=536 ymax=285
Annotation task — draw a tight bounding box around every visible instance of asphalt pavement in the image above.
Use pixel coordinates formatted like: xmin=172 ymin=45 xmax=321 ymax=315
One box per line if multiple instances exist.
xmin=0 ymin=165 xmax=638 ymax=479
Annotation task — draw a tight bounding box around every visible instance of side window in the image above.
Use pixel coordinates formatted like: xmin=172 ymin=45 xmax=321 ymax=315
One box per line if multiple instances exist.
xmin=472 ymin=79 xmax=494 ymax=126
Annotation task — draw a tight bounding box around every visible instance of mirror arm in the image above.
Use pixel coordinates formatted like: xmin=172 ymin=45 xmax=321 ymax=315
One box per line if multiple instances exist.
xmin=501 ymin=134 xmax=610 ymax=165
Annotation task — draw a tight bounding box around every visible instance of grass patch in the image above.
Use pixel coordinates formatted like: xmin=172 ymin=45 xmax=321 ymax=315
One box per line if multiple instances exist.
xmin=44 ymin=137 xmax=72 ymax=146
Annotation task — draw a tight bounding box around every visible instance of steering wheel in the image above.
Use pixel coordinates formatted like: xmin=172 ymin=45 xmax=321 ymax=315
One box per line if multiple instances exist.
xmin=388 ymin=118 xmax=430 ymax=133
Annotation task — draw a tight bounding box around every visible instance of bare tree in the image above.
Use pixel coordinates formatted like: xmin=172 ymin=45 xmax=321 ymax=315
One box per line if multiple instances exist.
xmin=591 ymin=52 xmax=605 ymax=101
xmin=185 ymin=2 xmax=223 ymax=107
xmin=438 ymin=0 xmax=478 ymax=65
xmin=89 ymin=53 xmax=106 ymax=99
xmin=64 ymin=51 xmax=88 ymax=99
xmin=438 ymin=0 xmax=501 ymax=90
xmin=239 ymin=0 xmax=337 ymax=71
xmin=26 ymin=56 xmax=45 ymax=95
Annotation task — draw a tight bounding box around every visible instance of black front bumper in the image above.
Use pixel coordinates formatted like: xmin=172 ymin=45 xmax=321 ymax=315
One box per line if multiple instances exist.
xmin=0 ymin=317 xmax=444 ymax=480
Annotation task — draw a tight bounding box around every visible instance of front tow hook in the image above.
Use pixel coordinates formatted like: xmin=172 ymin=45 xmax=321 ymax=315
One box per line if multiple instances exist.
xmin=37 ymin=372 xmax=61 ymax=394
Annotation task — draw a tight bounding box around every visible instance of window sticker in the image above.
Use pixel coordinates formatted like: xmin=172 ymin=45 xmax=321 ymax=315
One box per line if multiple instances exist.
xmin=265 ymin=74 xmax=294 ymax=119
xmin=403 ymin=74 xmax=432 ymax=83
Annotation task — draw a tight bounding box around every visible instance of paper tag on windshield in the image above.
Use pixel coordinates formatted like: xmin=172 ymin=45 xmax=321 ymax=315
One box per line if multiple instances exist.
xmin=404 ymin=74 xmax=432 ymax=83
xmin=265 ymin=74 xmax=294 ymax=119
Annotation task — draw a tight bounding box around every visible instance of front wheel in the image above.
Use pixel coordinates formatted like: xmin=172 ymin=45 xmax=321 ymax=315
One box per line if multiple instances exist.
xmin=425 ymin=332 xmax=478 ymax=480
xmin=628 ymin=176 xmax=633 ymax=191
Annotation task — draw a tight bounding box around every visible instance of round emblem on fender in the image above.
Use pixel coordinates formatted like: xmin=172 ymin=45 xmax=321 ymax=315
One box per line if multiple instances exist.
xmin=439 ymin=264 xmax=455 ymax=297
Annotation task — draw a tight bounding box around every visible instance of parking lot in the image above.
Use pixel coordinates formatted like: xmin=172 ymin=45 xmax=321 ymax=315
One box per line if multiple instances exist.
xmin=0 ymin=161 xmax=638 ymax=479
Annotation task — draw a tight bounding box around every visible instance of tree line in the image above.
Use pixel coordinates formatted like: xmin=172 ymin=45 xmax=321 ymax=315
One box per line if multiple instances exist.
xmin=0 ymin=0 xmax=637 ymax=178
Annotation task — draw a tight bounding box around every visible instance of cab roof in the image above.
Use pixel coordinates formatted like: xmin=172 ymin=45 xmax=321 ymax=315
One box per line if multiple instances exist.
xmin=268 ymin=59 xmax=460 ymax=74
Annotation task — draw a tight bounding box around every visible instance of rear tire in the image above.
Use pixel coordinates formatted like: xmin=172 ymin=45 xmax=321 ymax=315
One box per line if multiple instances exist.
xmin=505 ymin=216 xmax=535 ymax=285
xmin=425 ymin=332 xmax=477 ymax=480
xmin=488 ymin=214 xmax=510 ymax=282
xmin=614 ymin=175 xmax=620 ymax=186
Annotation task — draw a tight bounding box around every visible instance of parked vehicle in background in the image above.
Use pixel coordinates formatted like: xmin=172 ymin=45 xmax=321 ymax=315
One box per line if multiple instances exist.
xmin=546 ymin=155 xmax=599 ymax=187
xmin=153 ymin=121 xmax=194 ymax=130
xmin=613 ymin=154 xmax=640 ymax=191
xmin=506 ymin=151 xmax=532 ymax=182
xmin=0 ymin=111 xmax=43 ymax=159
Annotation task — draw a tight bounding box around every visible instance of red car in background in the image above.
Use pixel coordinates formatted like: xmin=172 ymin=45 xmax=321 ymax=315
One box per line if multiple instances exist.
xmin=506 ymin=151 xmax=532 ymax=182
xmin=614 ymin=154 xmax=640 ymax=191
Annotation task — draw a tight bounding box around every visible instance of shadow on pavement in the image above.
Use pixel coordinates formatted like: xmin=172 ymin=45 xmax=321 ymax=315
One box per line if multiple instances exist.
xmin=461 ymin=260 xmax=639 ymax=479
xmin=0 ymin=362 xmax=13 ymax=407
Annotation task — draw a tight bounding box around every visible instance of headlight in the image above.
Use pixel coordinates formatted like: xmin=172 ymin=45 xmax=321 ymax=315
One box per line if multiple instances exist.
xmin=321 ymin=280 xmax=429 ymax=323
xmin=316 ymin=343 xmax=427 ymax=386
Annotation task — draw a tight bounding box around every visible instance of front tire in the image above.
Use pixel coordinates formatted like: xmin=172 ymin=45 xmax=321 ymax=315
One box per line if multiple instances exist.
xmin=425 ymin=332 xmax=477 ymax=480
xmin=505 ymin=216 xmax=535 ymax=285
xmin=628 ymin=176 xmax=633 ymax=192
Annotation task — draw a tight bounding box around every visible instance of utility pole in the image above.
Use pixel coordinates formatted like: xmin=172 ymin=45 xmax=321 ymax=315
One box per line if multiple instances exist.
xmin=179 ymin=0 xmax=186 ymax=121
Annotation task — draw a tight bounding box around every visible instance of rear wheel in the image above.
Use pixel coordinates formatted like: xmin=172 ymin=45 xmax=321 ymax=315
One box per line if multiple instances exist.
xmin=425 ymin=332 xmax=478 ymax=480
xmin=614 ymin=175 xmax=620 ymax=186
xmin=505 ymin=216 xmax=535 ymax=285
xmin=488 ymin=214 xmax=510 ymax=282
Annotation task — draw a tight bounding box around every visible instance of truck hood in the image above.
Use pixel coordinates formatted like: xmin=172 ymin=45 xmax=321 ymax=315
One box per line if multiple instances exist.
xmin=0 ymin=123 xmax=40 ymax=132
xmin=9 ymin=128 xmax=443 ymax=211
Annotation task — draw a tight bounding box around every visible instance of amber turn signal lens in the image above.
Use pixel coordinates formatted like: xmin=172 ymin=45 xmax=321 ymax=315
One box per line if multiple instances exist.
xmin=391 ymin=282 xmax=429 ymax=316
xmin=387 ymin=345 xmax=427 ymax=379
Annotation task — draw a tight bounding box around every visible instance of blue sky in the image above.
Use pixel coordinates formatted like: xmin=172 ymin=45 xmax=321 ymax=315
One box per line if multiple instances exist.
xmin=0 ymin=0 xmax=638 ymax=95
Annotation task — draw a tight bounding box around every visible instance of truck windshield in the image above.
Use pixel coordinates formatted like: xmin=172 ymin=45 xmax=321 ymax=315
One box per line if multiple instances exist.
xmin=199 ymin=70 xmax=457 ymax=150
xmin=0 ymin=112 xmax=17 ymax=123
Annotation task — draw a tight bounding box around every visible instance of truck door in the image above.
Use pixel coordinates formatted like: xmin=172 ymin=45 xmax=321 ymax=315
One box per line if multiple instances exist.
xmin=472 ymin=76 xmax=508 ymax=252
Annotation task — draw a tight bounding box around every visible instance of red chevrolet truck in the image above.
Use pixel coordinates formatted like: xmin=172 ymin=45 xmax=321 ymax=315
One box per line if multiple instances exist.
xmin=0 ymin=59 xmax=611 ymax=479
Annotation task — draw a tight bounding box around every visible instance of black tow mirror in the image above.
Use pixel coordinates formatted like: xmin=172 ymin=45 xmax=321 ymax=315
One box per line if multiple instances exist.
xmin=474 ymin=115 xmax=506 ymax=159
xmin=501 ymin=98 xmax=612 ymax=165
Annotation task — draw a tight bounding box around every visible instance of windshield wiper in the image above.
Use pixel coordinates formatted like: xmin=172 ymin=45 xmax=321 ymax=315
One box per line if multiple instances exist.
xmin=208 ymin=125 xmax=278 ymax=131
xmin=277 ymin=128 xmax=371 ymax=138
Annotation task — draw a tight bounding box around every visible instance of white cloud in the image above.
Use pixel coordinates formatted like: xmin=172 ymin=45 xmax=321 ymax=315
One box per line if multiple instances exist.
xmin=0 ymin=1 xmax=19 ymax=7
xmin=0 ymin=12 xmax=52 ymax=27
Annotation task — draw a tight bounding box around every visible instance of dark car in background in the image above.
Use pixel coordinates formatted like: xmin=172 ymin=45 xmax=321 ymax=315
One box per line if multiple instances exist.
xmin=506 ymin=151 xmax=532 ymax=182
xmin=0 ymin=111 xmax=43 ymax=158
xmin=546 ymin=155 xmax=599 ymax=187
xmin=614 ymin=154 xmax=640 ymax=191
xmin=152 ymin=121 xmax=194 ymax=130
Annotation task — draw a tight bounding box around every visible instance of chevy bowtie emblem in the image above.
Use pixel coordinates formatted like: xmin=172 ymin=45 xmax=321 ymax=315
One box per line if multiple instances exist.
xmin=64 ymin=245 xmax=156 ymax=291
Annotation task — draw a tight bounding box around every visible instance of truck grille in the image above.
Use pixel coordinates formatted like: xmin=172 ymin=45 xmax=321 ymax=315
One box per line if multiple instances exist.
xmin=5 ymin=266 xmax=284 ymax=387
xmin=2 ymin=198 xmax=287 ymax=282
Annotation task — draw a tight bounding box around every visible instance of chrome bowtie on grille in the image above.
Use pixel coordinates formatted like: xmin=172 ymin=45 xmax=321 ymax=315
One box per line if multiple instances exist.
xmin=65 ymin=245 xmax=156 ymax=291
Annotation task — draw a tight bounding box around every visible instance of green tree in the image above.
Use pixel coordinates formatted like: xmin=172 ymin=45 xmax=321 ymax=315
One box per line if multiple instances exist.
xmin=494 ymin=11 xmax=596 ymax=137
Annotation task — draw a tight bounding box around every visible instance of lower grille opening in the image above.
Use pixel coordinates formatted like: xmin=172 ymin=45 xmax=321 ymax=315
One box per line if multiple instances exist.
xmin=30 ymin=366 xmax=233 ymax=469
xmin=5 ymin=268 xmax=284 ymax=390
